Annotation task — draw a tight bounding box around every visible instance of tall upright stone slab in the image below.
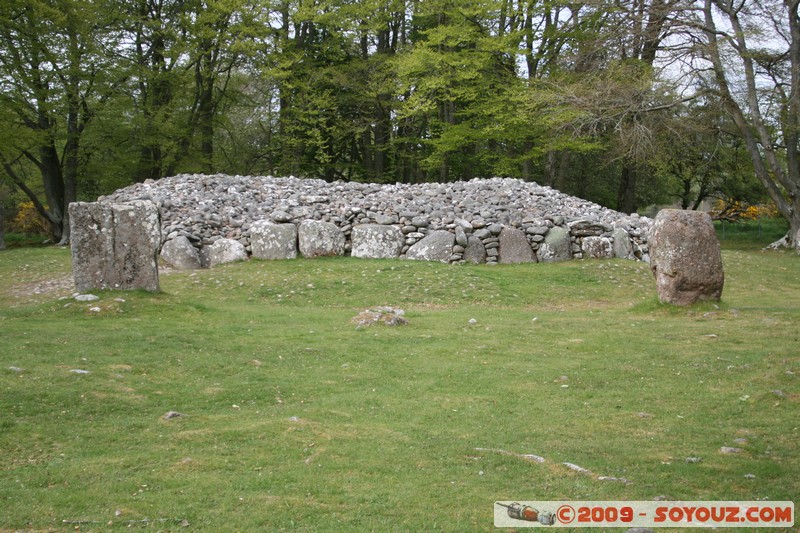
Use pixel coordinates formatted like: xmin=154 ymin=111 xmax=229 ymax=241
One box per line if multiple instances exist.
xmin=70 ymin=201 xmax=161 ymax=292
xmin=498 ymin=226 xmax=536 ymax=263
xmin=649 ymin=209 xmax=724 ymax=305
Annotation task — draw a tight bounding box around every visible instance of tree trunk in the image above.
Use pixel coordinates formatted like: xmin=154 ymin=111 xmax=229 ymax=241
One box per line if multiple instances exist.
xmin=617 ymin=163 xmax=637 ymax=214
xmin=0 ymin=203 xmax=5 ymax=250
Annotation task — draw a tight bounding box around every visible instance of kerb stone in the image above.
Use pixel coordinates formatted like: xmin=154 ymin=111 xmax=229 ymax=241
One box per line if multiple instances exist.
xmin=538 ymin=226 xmax=571 ymax=262
xmin=405 ymin=230 xmax=455 ymax=263
xmin=207 ymin=238 xmax=248 ymax=267
xmin=251 ymin=221 xmax=297 ymax=260
xmin=498 ymin=226 xmax=536 ymax=263
xmin=161 ymin=236 xmax=202 ymax=270
xmin=298 ymin=220 xmax=345 ymax=258
xmin=351 ymin=224 xmax=404 ymax=259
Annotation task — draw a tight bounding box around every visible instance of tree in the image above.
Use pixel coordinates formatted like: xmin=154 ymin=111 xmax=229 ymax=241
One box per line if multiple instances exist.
xmin=0 ymin=0 xmax=117 ymax=243
xmin=696 ymin=0 xmax=800 ymax=248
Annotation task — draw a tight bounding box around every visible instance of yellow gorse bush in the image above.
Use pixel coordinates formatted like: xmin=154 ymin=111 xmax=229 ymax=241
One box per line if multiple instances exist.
xmin=710 ymin=199 xmax=780 ymax=221
xmin=10 ymin=201 xmax=50 ymax=236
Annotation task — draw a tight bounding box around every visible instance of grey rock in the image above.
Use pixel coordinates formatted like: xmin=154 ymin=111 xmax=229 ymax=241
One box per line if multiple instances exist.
xmin=569 ymin=219 xmax=610 ymax=237
xmin=405 ymin=230 xmax=455 ymax=263
xmin=463 ymin=236 xmax=487 ymax=264
xmin=250 ymin=221 xmax=297 ymax=260
xmin=351 ymin=224 xmax=404 ymax=259
xmin=373 ymin=214 xmax=397 ymax=225
xmin=612 ymin=227 xmax=635 ymax=259
xmin=498 ymin=226 xmax=536 ymax=263
xmin=270 ymin=210 xmax=292 ymax=223
xmin=540 ymin=227 xmax=572 ymax=263
xmin=207 ymin=238 xmax=248 ymax=267
xmin=581 ymin=236 xmax=614 ymax=259
xmin=161 ymin=236 xmax=202 ymax=269
xmin=720 ymin=446 xmax=743 ymax=454
xmin=455 ymin=226 xmax=470 ymax=247
xmin=298 ymin=220 xmax=345 ymax=258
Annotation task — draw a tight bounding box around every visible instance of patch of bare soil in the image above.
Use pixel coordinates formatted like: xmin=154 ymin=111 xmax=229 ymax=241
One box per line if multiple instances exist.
xmin=7 ymin=275 xmax=76 ymax=305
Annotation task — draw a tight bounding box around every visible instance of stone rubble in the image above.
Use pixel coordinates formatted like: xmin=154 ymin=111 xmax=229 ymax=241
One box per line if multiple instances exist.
xmin=98 ymin=174 xmax=653 ymax=266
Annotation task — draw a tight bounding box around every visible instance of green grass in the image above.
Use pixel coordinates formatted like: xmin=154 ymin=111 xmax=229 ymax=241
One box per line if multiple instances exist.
xmin=1 ymin=246 xmax=798 ymax=531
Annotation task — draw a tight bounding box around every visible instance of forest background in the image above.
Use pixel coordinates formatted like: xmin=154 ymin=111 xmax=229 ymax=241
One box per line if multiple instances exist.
xmin=1 ymin=0 xmax=798 ymax=246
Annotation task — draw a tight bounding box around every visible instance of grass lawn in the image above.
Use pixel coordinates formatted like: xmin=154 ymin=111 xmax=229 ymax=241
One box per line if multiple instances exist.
xmin=1 ymin=241 xmax=798 ymax=531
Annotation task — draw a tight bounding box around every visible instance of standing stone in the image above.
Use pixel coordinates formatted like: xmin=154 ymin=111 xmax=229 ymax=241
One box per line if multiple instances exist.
xmin=351 ymin=224 xmax=404 ymax=259
xmin=70 ymin=201 xmax=161 ymax=292
xmin=298 ymin=220 xmax=345 ymax=258
xmin=206 ymin=237 xmax=248 ymax=267
xmin=581 ymin=236 xmax=614 ymax=259
xmin=405 ymin=230 xmax=455 ymax=262
xmin=612 ymin=227 xmax=634 ymax=259
xmin=649 ymin=209 xmax=724 ymax=305
xmin=251 ymin=221 xmax=297 ymax=260
xmin=160 ymin=236 xmax=202 ymax=270
xmin=498 ymin=226 xmax=536 ymax=263
xmin=538 ymin=226 xmax=571 ymax=262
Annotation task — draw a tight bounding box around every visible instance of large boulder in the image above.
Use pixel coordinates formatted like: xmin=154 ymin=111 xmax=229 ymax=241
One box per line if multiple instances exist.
xmin=538 ymin=226 xmax=571 ymax=262
xmin=206 ymin=238 xmax=248 ymax=267
xmin=649 ymin=209 xmax=724 ymax=305
xmin=298 ymin=220 xmax=345 ymax=258
xmin=351 ymin=224 xmax=404 ymax=259
xmin=161 ymin=236 xmax=202 ymax=270
xmin=251 ymin=221 xmax=297 ymax=260
xmin=498 ymin=226 xmax=536 ymax=263
xmin=69 ymin=200 xmax=161 ymax=292
xmin=405 ymin=230 xmax=455 ymax=262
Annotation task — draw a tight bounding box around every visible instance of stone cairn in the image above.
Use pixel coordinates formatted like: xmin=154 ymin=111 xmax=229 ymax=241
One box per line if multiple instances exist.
xmin=97 ymin=174 xmax=653 ymax=268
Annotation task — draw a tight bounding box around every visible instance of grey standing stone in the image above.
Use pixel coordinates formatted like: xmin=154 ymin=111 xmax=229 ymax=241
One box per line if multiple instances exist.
xmin=649 ymin=209 xmax=724 ymax=305
xmin=160 ymin=236 xmax=202 ymax=270
xmin=207 ymin=237 xmax=248 ymax=267
xmin=405 ymin=230 xmax=455 ymax=263
xmin=351 ymin=224 xmax=404 ymax=259
xmin=538 ymin=226 xmax=572 ymax=262
xmin=454 ymin=226 xmax=470 ymax=247
xmin=612 ymin=227 xmax=635 ymax=259
xmin=69 ymin=200 xmax=161 ymax=292
xmin=581 ymin=236 xmax=614 ymax=259
xmin=463 ymin=235 xmax=487 ymax=264
xmin=251 ymin=221 xmax=297 ymax=260
xmin=298 ymin=220 xmax=345 ymax=257
xmin=498 ymin=226 xmax=536 ymax=263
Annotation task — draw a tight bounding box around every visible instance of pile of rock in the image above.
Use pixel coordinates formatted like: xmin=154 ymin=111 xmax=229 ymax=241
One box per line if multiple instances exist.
xmin=98 ymin=174 xmax=653 ymax=267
